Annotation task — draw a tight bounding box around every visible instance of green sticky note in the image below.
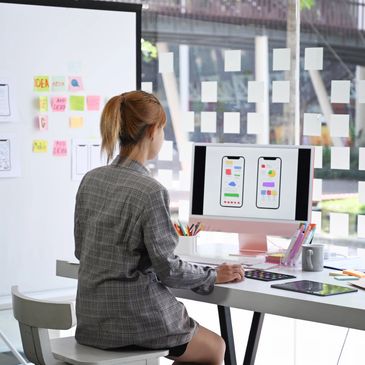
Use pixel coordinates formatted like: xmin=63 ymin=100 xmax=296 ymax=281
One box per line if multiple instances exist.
xmin=69 ymin=95 xmax=85 ymax=111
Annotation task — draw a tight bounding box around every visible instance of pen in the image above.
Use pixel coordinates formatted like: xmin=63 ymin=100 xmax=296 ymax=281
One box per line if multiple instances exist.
xmin=323 ymin=265 xmax=344 ymax=271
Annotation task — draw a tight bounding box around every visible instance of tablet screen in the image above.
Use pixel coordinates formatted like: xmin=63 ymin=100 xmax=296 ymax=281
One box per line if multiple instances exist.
xmin=271 ymin=280 xmax=358 ymax=296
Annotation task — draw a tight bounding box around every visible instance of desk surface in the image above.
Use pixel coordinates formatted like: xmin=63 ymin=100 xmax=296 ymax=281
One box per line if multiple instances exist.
xmin=56 ymin=259 xmax=365 ymax=332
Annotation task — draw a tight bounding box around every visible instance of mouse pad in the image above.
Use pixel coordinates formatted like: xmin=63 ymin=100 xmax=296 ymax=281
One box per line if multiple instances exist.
xmin=271 ymin=280 xmax=358 ymax=296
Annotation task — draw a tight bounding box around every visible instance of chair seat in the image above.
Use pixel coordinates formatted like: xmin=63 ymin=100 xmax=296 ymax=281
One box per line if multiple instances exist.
xmin=51 ymin=336 xmax=169 ymax=365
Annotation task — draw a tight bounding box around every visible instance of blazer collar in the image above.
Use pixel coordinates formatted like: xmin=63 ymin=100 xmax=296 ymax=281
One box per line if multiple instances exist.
xmin=110 ymin=155 xmax=150 ymax=175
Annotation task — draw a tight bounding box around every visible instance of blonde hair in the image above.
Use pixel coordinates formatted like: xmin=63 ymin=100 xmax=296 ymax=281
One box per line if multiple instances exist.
xmin=100 ymin=90 xmax=166 ymax=163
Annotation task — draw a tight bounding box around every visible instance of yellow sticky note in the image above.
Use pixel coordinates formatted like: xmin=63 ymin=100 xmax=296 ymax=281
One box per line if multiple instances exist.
xmin=34 ymin=76 xmax=49 ymax=92
xmin=69 ymin=95 xmax=85 ymax=111
xmin=39 ymin=96 xmax=48 ymax=112
xmin=70 ymin=116 xmax=84 ymax=128
xmin=32 ymin=140 xmax=48 ymax=153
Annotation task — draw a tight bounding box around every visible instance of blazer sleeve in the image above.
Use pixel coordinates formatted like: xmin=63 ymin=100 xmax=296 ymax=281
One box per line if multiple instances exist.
xmin=74 ymin=183 xmax=83 ymax=261
xmin=142 ymin=187 xmax=216 ymax=294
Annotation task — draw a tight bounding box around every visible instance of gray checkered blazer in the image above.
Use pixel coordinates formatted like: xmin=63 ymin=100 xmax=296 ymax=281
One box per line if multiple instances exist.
xmin=74 ymin=156 xmax=216 ymax=350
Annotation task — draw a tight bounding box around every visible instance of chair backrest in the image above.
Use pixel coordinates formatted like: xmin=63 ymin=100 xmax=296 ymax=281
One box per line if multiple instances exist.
xmin=11 ymin=286 xmax=76 ymax=365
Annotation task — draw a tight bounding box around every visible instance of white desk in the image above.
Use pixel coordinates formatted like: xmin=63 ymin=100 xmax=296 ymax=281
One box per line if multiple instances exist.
xmin=56 ymin=259 xmax=365 ymax=365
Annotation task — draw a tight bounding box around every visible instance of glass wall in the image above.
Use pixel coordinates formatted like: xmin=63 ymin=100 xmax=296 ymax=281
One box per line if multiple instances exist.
xmin=118 ymin=0 xmax=365 ymax=248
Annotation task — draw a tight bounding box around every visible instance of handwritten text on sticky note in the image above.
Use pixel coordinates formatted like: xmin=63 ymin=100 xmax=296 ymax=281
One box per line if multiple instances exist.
xmin=53 ymin=140 xmax=67 ymax=156
xmin=32 ymin=140 xmax=48 ymax=153
xmin=34 ymin=76 xmax=49 ymax=92
xmin=39 ymin=96 xmax=48 ymax=112
xmin=38 ymin=115 xmax=48 ymax=131
xmin=51 ymin=76 xmax=66 ymax=92
xmin=51 ymin=96 xmax=67 ymax=112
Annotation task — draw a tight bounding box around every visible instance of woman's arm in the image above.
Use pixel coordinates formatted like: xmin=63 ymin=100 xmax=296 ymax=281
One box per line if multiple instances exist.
xmin=143 ymin=187 xmax=217 ymax=294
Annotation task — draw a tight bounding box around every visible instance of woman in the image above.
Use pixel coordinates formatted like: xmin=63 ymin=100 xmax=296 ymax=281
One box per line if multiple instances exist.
xmin=74 ymin=90 xmax=244 ymax=365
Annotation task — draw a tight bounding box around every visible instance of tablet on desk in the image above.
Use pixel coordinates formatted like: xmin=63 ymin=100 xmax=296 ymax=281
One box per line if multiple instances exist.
xmin=271 ymin=280 xmax=358 ymax=296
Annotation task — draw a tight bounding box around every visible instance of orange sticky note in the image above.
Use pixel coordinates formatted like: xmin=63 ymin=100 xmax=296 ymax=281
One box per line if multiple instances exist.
xmin=53 ymin=140 xmax=67 ymax=156
xmin=70 ymin=116 xmax=84 ymax=128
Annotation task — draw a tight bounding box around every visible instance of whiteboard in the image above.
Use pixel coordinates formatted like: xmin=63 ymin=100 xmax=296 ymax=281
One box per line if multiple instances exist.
xmin=0 ymin=0 xmax=141 ymax=295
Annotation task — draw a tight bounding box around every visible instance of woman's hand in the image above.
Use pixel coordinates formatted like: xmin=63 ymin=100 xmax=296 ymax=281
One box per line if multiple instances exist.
xmin=215 ymin=263 xmax=245 ymax=284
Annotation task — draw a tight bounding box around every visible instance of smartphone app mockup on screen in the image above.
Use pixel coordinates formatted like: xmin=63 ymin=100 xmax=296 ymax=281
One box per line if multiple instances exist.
xmin=256 ymin=157 xmax=282 ymax=209
xmin=220 ymin=156 xmax=245 ymax=207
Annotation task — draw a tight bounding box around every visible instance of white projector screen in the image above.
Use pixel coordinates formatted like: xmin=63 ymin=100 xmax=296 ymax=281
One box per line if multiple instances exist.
xmin=0 ymin=0 xmax=141 ymax=296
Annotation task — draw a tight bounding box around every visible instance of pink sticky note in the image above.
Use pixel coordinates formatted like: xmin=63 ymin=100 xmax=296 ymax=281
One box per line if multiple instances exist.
xmin=51 ymin=96 xmax=67 ymax=112
xmin=38 ymin=115 xmax=48 ymax=131
xmin=68 ymin=76 xmax=83 ymax=91
xmin=53 ymin=140 xmax=67 ymax=156
xmin=87 ymin=95 xmax=101 ymax=111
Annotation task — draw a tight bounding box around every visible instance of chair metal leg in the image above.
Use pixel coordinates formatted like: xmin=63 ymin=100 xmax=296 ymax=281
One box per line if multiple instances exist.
xmin=217 ymin=305 xmax=237 ymax=365
xmin=243 ymin=312 xmax=265 ymax=365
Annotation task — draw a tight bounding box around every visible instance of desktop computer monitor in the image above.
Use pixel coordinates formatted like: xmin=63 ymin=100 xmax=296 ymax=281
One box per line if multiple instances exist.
xmin=189 ymin=143 xmax=314 ymax=254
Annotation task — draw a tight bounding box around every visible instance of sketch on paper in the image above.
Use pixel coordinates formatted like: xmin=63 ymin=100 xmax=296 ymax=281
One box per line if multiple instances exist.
xmin=0 ymin=139 xmax=11 ymax=171
xmin=0 ymin=84 xmax=11 ymax=116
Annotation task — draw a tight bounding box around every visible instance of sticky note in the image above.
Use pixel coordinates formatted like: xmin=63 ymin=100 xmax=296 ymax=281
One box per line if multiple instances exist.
xmin=86 ymin=95 xmax=101 ymax=111
xmin=358 ymin=80 xmax=365 ymax=103
xmin=247 ymin=81 xmax=264 ymax=103
xmin=70 ymin=116 xmax=84 ymax=128
xmin=32 ymin=140 xmax=48 ymax=153
xmin=312 ymin=179 xmax=322 ymax=201
xmin=359 ymin=181 xmax=365 ymax=204
xmin=314 ymin=146 xmax=323 ymax=168
xmin=159 ymin=52 xmax=174 ymax=73
xmin=39 ymin=96 xmax=48 ymax=112
xmin=223 ymin=112 xmax=240 ymax=134
xmin=330 ymin=212 xmax=349 ymax=237
xmin=357 ymin=215 xmax=365 ymax=238
xmin=331 ymin=147 xmax=350 ymax=170
xmin=273 ymin=48 xmax=291 ymax=71
xmin=69 ymin=76 xmax=83 ymax=91
xmin=158 ymin=140 xmax=173 ymax=161
xmin=183 ymin=111 xmax=195 ymax=132
xmin=156 ymin=169 xmax=173 ymax=189
xmin=247 ymin=112 xmax=263 ymax=134
xmin=331 ymin=80 xmax=350 ymax=104
xmin=141 ymin=82 xmax=153 ymax=93
xmin=303 ymin=113 xmax=321 ymax=136
xmin=53 ymin=140 xmax=67 ymax=157
xmin=38 ymin=115 xmax=48 ymax=131
xmin=311 ymin=211 xmax=322 ymax=232
xmin=224 ymin=50 xmax=241 ymax=72
xmin=69 ymin=95 xmax=85 ymax=111
xmin=272 ymin=80 xmax=290 ymax=103
xmin=51 ymin=96 xmax=67 ymax=112
xmin=34 ymin=76 xmax=49 ymax=92
xmin=330 ymin=114 xmax=349 ymax=137
xmin=178 ymin=200 xmax=190 ymax=222
xmin=51 ymin=76 xmax=66 ymax=92
xmin=359 ymin=148 xmax=365 ymax=170
xmin=304 ymin=47 xmax=323 ymax=70
xmin=201 ymin=81 xmax=217 ymax=103
xmin=201 ymin=112 xmax=216 ymax=133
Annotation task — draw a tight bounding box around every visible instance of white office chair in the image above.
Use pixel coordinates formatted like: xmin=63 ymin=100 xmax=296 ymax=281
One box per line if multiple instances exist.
xmin=11 ymin=286 xmax=168 ymax=365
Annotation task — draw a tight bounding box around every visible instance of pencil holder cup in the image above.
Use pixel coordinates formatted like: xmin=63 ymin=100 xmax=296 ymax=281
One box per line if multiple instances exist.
xmin=175 ymin=236 xmax=198 ymax=256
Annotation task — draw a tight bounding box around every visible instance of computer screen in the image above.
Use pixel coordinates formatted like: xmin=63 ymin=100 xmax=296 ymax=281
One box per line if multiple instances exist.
xmin=190 ymin=143 xmax=314 ymax=253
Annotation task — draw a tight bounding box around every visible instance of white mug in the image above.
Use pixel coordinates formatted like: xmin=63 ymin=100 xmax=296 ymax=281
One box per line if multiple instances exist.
xmin=302 ymin=244 xmax=324 ymax=272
